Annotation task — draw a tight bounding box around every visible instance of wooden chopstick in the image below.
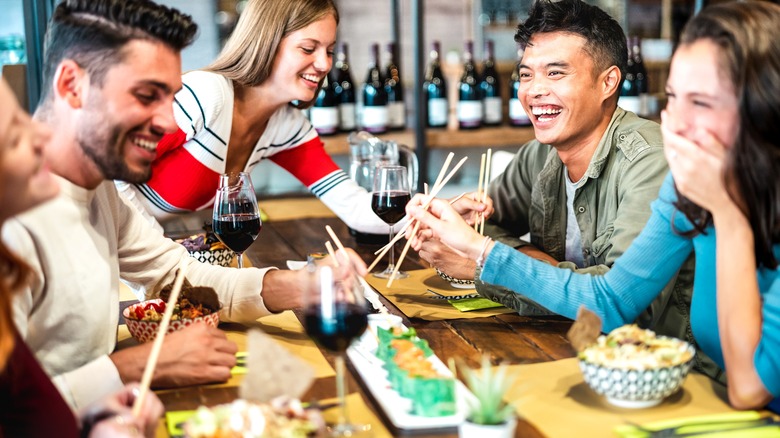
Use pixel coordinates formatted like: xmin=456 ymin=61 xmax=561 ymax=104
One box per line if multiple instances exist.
xmin=368 ymin=152 xmax=456 ymax=271
xmin=324 ymin=225 xmax=349 ymax=266
xmin=387 ymin=156 xmax=468 ymax=286
xmin=480 ymin=149 xmax=492 ymax=235
xmin=132 ymin=261 xmax=188 ymax=418
xmin=474 ymin=153 xmax=486 ymax=231
xmin=325 ymin=241 xmax=339 ymax=267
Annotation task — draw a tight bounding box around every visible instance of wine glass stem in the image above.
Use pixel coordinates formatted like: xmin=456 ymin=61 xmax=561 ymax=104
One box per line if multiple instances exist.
xmin=335 ymin=354 xmax=350 ymax=426
xmin=236 ymin=252 xmax=244 ymax=269
xmin=387 ymin=226 xmax=395 ymax=271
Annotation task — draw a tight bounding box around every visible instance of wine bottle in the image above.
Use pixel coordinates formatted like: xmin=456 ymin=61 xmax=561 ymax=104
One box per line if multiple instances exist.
xmin=361 ymin=43 xmax=388 ymax=134
xmin=310 ymin=75 xmax=339 ymax=136
xmin=384 ymin=42 xmax=405 ymax=130
xmin=618 ymin=37 xmax=641 ymax=114
xmin=508 ymin=45 xmax=531 ymax=127
xmin=423 ymin=40 xmax=448 ymax=128
xmin=333 ymin=42 xmax=356 ymax=132
xmin=631 ymin=36 xmax=650 ymax=116
xmin=457 ymin=40 xmax=482 ymax=130
xmin=479 ymin=39 xmax=502 ymax=126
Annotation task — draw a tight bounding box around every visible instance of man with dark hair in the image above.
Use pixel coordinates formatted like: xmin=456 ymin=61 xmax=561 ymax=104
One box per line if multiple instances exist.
xmin=3 ymin=0 xmax=346 ymax=411
xmin=420 ymin=0 xmax=720 ymax=379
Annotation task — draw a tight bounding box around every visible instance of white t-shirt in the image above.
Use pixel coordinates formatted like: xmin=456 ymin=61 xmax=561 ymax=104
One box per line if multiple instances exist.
xmin=564 ymin=168 xmax=587 ymax=268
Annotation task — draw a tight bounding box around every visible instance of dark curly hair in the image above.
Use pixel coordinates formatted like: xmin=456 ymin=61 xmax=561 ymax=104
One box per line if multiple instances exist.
xmin=39 ymin=0 xmax=198 ymax=105
xmin=514 ymin=0 xmax=628 ymax=92
xmin=672 ymin=1 xmax=780 ymax=269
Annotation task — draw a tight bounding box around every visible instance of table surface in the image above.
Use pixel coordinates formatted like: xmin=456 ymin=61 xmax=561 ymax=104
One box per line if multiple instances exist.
xmin=156 ymin=216 xmax=576 ymax=437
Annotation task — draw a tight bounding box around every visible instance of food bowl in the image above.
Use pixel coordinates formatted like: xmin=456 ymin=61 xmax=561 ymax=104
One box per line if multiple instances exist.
xmin=435 ymin=267 xmax=475 ymax=289
xmin=187 ymin=247 xmax=234 ymax=267
xmin=123 ymin=298 xmax=220 ymax=343
xmin=578 ymin=326 xmax=695 ymax=409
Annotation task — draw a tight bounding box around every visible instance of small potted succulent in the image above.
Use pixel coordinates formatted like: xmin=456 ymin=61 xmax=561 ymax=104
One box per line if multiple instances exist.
xmin=456 ymin=355 xmax=518 ymax=438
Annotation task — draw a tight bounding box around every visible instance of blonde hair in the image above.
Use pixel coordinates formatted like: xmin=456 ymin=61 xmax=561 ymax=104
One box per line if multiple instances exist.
xmin=205 ymin=0 xmax=338 ymax=108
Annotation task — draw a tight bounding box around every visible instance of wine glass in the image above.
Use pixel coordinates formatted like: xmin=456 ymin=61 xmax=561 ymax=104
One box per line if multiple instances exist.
xmin=303 ymin=262 xmax=369 ymax=436
xmin=212 ymin=172 xmax=261 ymax=268
xmin=371 ymin=165 xmax=411 ymax=279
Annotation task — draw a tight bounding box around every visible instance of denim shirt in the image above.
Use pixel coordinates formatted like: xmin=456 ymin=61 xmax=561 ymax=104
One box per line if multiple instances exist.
xmin=477 ymin=108 xmax=723 ymax=381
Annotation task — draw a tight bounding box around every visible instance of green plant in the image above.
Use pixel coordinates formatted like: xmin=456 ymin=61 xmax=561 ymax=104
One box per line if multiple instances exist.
xmin=455 ymin=355 xmax=517 ymax=425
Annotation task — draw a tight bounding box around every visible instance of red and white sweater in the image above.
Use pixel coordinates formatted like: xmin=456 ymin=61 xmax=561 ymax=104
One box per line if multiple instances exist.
xmin=117 ymin=71 xmax=394 ymax=234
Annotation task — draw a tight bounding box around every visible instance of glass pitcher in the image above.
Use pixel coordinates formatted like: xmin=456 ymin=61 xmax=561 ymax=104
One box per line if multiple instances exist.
xmin=348 ymin=131 xmax=418 ymax=192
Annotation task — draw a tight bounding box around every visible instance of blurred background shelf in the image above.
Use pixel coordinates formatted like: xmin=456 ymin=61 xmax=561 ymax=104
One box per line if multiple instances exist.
xmin=320 ymin=125 xmax=535 ymax=155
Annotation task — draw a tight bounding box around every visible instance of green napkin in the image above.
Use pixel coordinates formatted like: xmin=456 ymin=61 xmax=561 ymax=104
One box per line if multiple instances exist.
xmin=614 ymin=411 xmax=778 ymax=437
xmin=165 ymin=410 xmax=197 ymax=437
xmin=449 ymin=297 xmax=505 ymax=312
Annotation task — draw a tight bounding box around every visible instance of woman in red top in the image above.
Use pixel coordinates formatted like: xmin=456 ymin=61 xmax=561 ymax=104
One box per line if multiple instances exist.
xmin=0 ymin=79 xmax=163 ymax=437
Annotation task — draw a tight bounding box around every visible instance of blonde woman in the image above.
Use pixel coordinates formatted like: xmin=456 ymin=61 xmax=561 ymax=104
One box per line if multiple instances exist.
xmin=117 ymin=0 xmax=394 ymax=235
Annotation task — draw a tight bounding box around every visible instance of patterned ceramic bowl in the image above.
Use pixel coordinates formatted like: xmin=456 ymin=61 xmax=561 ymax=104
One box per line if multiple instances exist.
xmin=188 ymin=248 xmax=234 ymax=267
xmin=578 ymin=342 xmax=696 ymax=409
xmin=122 ymin=299 xmax=220 ymax=343
xmin=435 ymin=267 xmax=475 ymax=289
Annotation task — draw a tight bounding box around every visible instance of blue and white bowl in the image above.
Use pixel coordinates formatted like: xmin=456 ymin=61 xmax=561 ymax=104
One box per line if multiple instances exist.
xmin=578 ymin=342 xmax=696 ymax=409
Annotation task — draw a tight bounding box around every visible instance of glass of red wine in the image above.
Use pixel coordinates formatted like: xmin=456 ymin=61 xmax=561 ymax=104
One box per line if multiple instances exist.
xmin=371 ymin=165 xmax=411 ymax=279
xmin=212 ymin=172 xmax=261 ymax=268
xmin=303 ymin=261 xmax=369 ymax=436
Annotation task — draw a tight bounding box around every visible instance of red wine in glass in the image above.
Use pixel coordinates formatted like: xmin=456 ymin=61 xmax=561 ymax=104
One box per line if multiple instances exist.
xmin=212 ymin=213 xmax=262 ymax=253
xmin=303 ymin=264 xmax=369 ymax=436
xmin=371 ymin=191 xmax=411 ymax=225
xmin=371 ymin=165 xmax=410 ymax=279
xmin=213 ymin=172 xmax=261 ymax=268
xmin=304 ymin=303 xmax=368 ymax=353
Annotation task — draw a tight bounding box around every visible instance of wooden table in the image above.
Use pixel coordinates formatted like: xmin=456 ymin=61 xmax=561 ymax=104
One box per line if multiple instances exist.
xmin=156 ymin=216 xmax=575 ymax=437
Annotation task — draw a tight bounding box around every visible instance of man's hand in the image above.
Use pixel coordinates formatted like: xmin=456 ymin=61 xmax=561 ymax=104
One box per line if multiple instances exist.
xmin=518 ymin=245 xmax=560 ymax=265
xmin=111 ymin=322 xmax=237 ymax=388
xmin=417 ymin=239 xmax=477 ymax=280
xmin=450 ymin=191 xmax=495 ymax=226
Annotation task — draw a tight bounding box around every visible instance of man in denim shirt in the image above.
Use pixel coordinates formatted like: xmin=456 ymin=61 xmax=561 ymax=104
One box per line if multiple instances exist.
xmin=419 ymin=0 xmax=720 ymax=380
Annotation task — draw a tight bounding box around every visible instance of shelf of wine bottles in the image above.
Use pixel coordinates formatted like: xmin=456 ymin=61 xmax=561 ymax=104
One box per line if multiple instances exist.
xmin=319 ymin=125 xmax=536 ymax=156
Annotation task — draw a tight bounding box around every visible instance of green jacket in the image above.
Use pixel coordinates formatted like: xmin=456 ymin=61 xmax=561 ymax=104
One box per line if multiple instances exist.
xmin=477 ymin=108 xmax=723 ymax=381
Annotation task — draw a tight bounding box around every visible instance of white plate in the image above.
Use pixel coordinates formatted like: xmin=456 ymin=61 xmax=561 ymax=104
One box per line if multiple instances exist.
xmin=347 ymin=323 xmax=470 ymax=431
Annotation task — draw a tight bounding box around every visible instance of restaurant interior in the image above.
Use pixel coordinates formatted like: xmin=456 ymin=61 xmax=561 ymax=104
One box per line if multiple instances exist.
xmin=3 ymin=0 xmax=778 ymax=437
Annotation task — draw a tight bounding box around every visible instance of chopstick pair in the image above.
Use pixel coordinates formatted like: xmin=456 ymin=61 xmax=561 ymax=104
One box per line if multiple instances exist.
xmin=132 ymin=262 xmax=189 ymax=418
xmin=367 ymin=153 xmax=464 ymax=274
xmin=386 ymin=153 xmax=469 ymax=287
xmin=474 ymin=149 xmax=492 ymax=235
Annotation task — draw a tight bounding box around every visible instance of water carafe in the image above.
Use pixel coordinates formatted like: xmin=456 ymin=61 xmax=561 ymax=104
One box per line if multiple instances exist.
xmin=348 ymin=131 xmax=418 ymax=192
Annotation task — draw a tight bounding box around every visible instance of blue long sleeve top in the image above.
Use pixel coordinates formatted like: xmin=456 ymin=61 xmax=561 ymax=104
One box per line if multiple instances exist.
xmin=481 ymin=172 xmax=780 ymax=410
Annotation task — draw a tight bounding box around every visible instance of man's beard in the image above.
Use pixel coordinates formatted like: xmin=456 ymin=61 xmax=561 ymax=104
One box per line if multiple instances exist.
xmin=77 ymin=121 xmax=152 ymax=184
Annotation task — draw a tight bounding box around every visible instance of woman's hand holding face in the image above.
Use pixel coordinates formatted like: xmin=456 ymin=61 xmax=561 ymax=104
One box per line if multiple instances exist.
xmin=661 ymin=110 xmax=735 ymax=213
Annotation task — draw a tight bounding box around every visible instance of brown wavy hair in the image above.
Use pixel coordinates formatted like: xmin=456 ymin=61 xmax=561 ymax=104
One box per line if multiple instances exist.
xmin=0 ymin=243 xmax=31 ymax=370
xmin=673 ymin=1 xmax=780 ymax=269
xmin=204 ymin=0 xmax=339 ymax=109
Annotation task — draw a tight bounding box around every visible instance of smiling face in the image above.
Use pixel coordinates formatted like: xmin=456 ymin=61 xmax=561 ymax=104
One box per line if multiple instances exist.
xmin=664 ymin=39 xmax=740 ymax=149
xmin=76 ymin=39 xmax=182 ymax=183
xmin=518 ymin=31 xmax=617 ymax=151
xmin=0 ymin=81 xmax=59 ymax=221
xmin=265 ymin=14 xmax=337 ymax=104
